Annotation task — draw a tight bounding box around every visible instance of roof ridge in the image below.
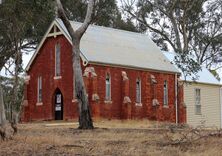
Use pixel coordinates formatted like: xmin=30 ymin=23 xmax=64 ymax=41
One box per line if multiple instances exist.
xmin=69 ymin=20 xmax=149 ymax=37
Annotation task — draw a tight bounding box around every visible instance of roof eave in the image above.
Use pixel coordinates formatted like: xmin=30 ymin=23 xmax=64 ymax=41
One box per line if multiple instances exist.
xmin=182 ymin=80 xmax=222 ymax=86
xmin=88 ymin=61 xmax=181 ymax=74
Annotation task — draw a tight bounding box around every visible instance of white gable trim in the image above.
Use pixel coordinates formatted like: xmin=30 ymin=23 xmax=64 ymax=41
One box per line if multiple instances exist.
xmin=54 ymin=19 xmax=89 ymax=66
xmin=47 ymin=32 xmax=63 ymax=38
xmin=25 ymin=21 xmax=56 ymax=71
xmin=25 ymin=19 xmax=89 ymax=71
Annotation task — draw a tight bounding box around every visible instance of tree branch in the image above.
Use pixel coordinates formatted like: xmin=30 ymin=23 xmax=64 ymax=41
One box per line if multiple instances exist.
xmin=75 ymin=0 xmax=95 ymax=39
xmin=126 ymin=10 xmax=176 ymax=51
xmin=56 ymin=0 xmax=76 ymax=40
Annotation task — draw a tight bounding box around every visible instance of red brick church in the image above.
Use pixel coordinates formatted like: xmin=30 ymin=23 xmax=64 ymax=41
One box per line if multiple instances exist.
xmin=21 ymin=18 xmax=186 ymax=123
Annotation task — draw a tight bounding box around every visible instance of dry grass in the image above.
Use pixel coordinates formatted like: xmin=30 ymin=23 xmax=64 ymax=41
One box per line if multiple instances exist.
xmin=0 ymin=120 xmax=222 ymax=156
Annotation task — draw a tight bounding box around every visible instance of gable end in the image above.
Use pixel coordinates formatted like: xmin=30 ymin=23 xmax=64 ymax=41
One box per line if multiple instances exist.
xmin=25 ymin=20 xmax=89 ymax=72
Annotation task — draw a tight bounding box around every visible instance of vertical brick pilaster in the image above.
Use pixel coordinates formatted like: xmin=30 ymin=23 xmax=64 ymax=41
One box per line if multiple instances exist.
xmin=149 ymin=74 xmax=159 ymax=120
xmin=91 ymin=67 xmax=100 ymax=118
xmin=83 ymin=67 xmax=100 ymax=118
xmin=121 ymin=71 xmax=131 ymax=119
xmin=178 ymin=80 xmax=186 ymax=123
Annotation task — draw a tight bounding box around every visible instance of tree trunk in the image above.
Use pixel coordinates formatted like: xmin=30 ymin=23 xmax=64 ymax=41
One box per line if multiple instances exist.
xmin=56 ymin=0 xmax=94 ymax=129
xmin=0 ymin=83 xmax=7 ymax=140
xmin=10 ymin=49 xmax=21 ymax=135
xmin=73 ymin=42 xmax=93 ymax=129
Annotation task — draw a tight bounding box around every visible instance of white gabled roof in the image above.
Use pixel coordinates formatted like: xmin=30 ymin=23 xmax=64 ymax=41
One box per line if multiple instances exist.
xmin=26 ymin=18 xmax=179 ymax=74
xmin=163 ymin=51 xmax=221 ymax=85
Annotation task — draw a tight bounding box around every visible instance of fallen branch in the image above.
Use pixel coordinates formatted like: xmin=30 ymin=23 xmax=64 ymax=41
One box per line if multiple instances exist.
xmin=63 ymin=144 xmax=84 ymax=148
xmin=0 ymin=126 xmax=6 ymax=140
xmin=160 ymin=127 xmax=222 ymax=148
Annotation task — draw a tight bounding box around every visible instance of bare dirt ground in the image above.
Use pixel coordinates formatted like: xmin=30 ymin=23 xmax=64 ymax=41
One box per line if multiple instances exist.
xmin=1 ymin=120 xmax=222 ymax=156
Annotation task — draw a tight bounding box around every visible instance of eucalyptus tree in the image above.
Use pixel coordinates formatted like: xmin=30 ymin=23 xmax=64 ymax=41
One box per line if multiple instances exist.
xmin=62 ymin=0 xmax=138 ymax=31
xmin=121 ymin=0 xmax=222 ymax=78
xmin=0 ymin=81 xmax=6 ymax=140
xmin=56 ymin=0 xmax=95 ymax=129
xmin=0 ymin=0 xmax=54 ymax=138
xmin=191 ymin=0 xmax=222 ymax=68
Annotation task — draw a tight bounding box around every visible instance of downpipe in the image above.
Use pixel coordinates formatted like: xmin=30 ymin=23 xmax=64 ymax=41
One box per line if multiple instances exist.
xmin=175 ymin=73 xmax=178 ymax=125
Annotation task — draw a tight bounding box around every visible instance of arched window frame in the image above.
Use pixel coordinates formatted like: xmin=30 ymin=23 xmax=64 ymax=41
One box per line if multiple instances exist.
xmin=136 ymin=78 xmax=141 ymax=103
xmin=55 ymin=42 xmax=61 ymax=77
xmin=105 ymin=73 xmax=111 ymax=101
xmin=163 ymin=80 xmax=168 ymax=106
xmin=37 ymin=76 xmax=42 ymax=104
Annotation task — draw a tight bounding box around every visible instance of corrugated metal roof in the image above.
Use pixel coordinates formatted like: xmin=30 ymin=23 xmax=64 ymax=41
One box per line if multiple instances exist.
xmin=56 ymin=19 xmax=179 ymax=73
xmin=163 ymin=51 xmax=221 ymax=85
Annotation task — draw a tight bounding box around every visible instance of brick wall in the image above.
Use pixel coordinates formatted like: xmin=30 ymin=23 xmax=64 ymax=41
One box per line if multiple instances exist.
xmin=22 ymin=35 xmax=78 ymax=121
xmin=87 ymin=65 xmax=186 ymax=123
xmin=21 ymin=35 xmax=186 ymax=123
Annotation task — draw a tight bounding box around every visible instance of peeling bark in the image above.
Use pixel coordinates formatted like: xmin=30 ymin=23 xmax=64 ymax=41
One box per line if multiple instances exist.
xmin=56 ymin=0 xmax=94 ymax=129
xmin=0 ymin=83 xmax=7 ymax=140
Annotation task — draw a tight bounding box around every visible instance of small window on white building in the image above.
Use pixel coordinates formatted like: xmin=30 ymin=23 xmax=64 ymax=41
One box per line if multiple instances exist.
xmin=105 ymin=73 xmax=111 ymax=100
xmin=195 ymin=88 xmax=201 ymax=114
xmin=55 ymin=43 xmax=61 ymax=76
xmin=37 ymin=76 xmax=42 ymax=103
xmin=163 ymin=80 xmax=168 ymax=106
xmin=136 ymin=78 xmax=141 ymax=103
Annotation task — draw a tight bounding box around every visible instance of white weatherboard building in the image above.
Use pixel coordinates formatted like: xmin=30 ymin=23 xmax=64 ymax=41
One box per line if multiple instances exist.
xmin=164 ymin=51 xmax=222 ymax=128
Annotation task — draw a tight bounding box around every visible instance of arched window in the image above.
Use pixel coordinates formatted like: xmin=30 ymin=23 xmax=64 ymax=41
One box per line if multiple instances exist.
xmin=37 ymin=76 xmax=42 ymax=103
xmin=105 ymin=73 xmax=111 ymax=100
xmin=55 ymin=43 xmax=61 ymax=76
xmin=136 ymin=78 xmax=141 ymax=103
xmin=163 ymin=80 xmax=168 ymax=105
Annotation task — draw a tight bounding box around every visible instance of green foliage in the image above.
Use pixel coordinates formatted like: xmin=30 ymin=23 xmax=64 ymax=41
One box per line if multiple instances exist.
xmin=135 ymin=0 xmax=206 ymax=52
xmin=123 ymin=0 xmax=222 ymax=79
xmin=0 ymin=0 xmax=54 ymax=70
xmin=113 ymin=14 xmax=139 ymax=32
xmin=61 ymin=0 xmax=138 ymax=32
xmin=210 ymin=70 xmax=221 ymax=81
xmin=0 ymin=76 xmax=24 ymax=120
xmin=174 ymin=53 xmax=202 ymax=81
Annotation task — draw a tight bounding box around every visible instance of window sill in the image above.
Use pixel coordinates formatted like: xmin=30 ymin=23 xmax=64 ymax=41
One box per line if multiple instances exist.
xmin=135 ymin=103 xmax=142 ymax=106
xmin=163 ymin=105 xmax=169 ymax=108
xmin=54 ymin=76 xmax=62 ymax=80
xmin=72 ymin=99 xmax=78 ymax=103
xmin=36 ymin=102 xmax=43 ymax=106
xmin=104 ymin=100 xmax=112 ymax=104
